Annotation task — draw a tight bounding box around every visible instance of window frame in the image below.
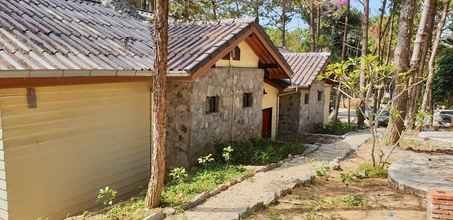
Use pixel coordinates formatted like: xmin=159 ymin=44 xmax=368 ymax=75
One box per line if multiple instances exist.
xmin=304 ymin=93 xmax=310 ymax=105
xmin=206 ymin=96 xmax=220 ymax=114
xmin=243 ymin=93 xmax=253 ymax=108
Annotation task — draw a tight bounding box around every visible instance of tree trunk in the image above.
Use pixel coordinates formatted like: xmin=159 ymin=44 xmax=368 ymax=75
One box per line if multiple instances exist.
xmin=385 ymin=0 xmax=416 ymax=145
xmin=385 ymin=11 xmax=395 ymax=65
xmin=254 ymin=0 xmax=260 ymax=23
xmin=341 ymin=0 xmax=350 ymax=60
xmin=281 ymin=0 xmax=287 ymax=47
xmin=145 ymin=0 xmax=168 ymax=208
xmin=211 ymin=0 xmax=218 ymax=20
xmin=309 ymin=2 xmax=317 ymax=51
xmin=406 ymin=0 xmax=436 ymax=129
xmin=316 ymin=4 xmax=321 ymax=51
xmin=357 ymin=0 xmax=369 ymax=128
xmin=376 ymin=0 xmax=388 ymax=62
xmin=419 ymin=0 xmax=450 ymax=128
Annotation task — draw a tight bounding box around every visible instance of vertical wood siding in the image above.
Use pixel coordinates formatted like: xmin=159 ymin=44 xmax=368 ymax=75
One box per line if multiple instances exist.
xmin=0 ymin=82 xmax=151 ymax=220
xmin=0 ymin=110 xmax=7 ymax=220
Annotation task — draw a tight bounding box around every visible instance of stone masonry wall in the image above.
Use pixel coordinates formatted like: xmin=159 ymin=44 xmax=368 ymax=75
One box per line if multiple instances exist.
xmin=278 ymin=92 xmax=300 ymax=137
xmin=299 ymin=81 xmax=327 ymax=133
xmin=166 ymin=80 xmax=193 ymax=169
xmin=190 ymin=67 xmax=264 ymax=163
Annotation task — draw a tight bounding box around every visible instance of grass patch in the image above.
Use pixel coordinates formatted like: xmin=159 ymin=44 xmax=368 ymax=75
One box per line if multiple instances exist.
xmin=162 ymin=164 xmax=247 ymax=207
xmin=319 ymin=121 xmax=357 ymax=135
xmin=215 ymin=139 xmax=305 ymax=165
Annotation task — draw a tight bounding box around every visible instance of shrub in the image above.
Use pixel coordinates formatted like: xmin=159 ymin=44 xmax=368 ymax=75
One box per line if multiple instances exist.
xmin=96 ymin=186 xmax=118 ymax=207
xmin=222 ymin=146 xmax=234 ymax=163
xmin=320 ymin=121 xmax=357 ymax=135
xmin=169 ymin=167 xmax=188 ymax=184
xmin=214 ymin=139 xmax=305 ymax=165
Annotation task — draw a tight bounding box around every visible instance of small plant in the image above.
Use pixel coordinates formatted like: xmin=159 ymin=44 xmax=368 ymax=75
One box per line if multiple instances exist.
xmin=340 ymin=172 xmax=354 ymax=188
xmin=355 ymin=163 xmax=388 ymax=178
xmin=315 ymin=164 xmax=330 ymax=177
xmin=169 ymin=167 xmax=188 ymax=184
xmin=222 ymin=146 xmax=234 ymax=163
xmin=197 ymin=154 xmax=215 ymax=167
xmin=342 ymin=194 xmax=364 ymax=207
xmin=96 ymin=186 xmax=118 ymax=207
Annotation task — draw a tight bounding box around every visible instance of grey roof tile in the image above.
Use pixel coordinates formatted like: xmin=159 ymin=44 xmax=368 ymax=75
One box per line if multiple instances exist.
xmin=0 ymin=0 xmax=275 ymax=75
xmin=282 ymin=52 xmax=330 ymax=88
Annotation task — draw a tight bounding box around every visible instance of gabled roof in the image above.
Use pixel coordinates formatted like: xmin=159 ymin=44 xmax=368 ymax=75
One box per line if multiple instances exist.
xmin=282 ymin=52 xmax=330 ymax=88
xmin=0 ymin=0 xmax=291 ymax=80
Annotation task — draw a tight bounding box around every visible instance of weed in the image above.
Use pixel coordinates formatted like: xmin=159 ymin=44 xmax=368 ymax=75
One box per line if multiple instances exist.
xmin=197 ymin=154 xmax=215 ymax=167
xmin=340 ymin=172 xmax=354 ymax=188
xmin=315 ymin=164 xmax=330 ymax=177
xmin=342 ymin=194 xmax=364 ymax=207
xmin=222 ymin=146 xmax=234 ymax=163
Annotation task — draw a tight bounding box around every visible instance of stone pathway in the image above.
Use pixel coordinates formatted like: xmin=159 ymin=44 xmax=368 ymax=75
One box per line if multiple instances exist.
xmin=166 ymin=131 xmax=371 ymax=220
xmin=389 ymin=154 xmax=453 ymax=197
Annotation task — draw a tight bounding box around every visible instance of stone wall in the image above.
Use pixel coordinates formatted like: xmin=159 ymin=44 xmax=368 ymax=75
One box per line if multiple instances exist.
xmin=166 ymin=80 xmax=193 ymax=169
xmin=299 ymin=81 xmax=327 ymax=133
xmin=278 ymin=92 xmax=300 ymax=137
xmin=190 ymin=67 xmax=264 ymax=162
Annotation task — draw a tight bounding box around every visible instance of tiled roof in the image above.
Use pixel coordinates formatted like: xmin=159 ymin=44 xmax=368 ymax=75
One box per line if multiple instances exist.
xmin=0 ymin=0 xmax=277 ymax=77
xmin=282 ymin=52 xmax=330 ymax=88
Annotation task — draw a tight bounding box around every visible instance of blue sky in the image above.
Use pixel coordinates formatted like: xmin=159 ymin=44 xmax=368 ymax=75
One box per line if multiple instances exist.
xmin=285 ymin=0 xmax=384 ymax=31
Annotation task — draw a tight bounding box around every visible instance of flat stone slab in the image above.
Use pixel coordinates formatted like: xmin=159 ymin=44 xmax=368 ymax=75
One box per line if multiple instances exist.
xmin=389 ymin=154 xmax=453 ymax=197
xmin=419 ymin=131 xmax=453 ymax=143
xmin=165 ymin=131 xmax=372 ymax=220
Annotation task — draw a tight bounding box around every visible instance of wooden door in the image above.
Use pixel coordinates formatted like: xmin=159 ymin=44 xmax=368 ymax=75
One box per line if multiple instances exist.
xmin=262 ymin=108 xmax=272 ymax=138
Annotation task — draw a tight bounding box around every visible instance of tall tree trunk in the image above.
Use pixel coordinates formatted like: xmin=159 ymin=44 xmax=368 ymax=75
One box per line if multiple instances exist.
xmin=145 ymin=0 xmax=168 ymax=208
xmin=316 ymin=3 xmax=321 ymax=51
xmin=341 ymin=0 xmax=350 ymax=60
xmin=419 ymin=0 xmax=450 ymax=128
xmin=385 ymin=11 xmax=395 ymax=65
xmin=309 ymin=2 xmax=317 ymax=51
xmin=386 ymin=0 xmax=416 ymax=144
xmin=357 ymin=0 xmax=369 ymax=128
xmin=376 ymin=0 xmax=388 ymax=62
xmin=406 ymin=0 xmax=436 ymax=129
xmin=254 ymin=0 xmax=260 ymax=23
xmin=281 ymin=0 xmax=287 ymax=47
xmin=183 ymin=0 xmax=190 ymax=22
xmin=211 ymin=0 xmax=218 ymax=20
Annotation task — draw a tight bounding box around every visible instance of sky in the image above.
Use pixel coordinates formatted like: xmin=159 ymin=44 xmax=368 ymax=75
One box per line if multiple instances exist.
xmin=285 ymin=0 xmax=384 ymax=31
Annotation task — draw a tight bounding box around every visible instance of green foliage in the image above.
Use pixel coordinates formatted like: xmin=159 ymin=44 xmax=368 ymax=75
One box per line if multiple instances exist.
xmin=222 ymin=146 xmax=234 ymax=163
xmin=104 ymin=192 xmax=145 ymax=220
xmin=342 ymin=194 xmax=364 ymax=207
xmin=162 ymin=164 xmax=246 ymax=207
xmin=355 ymin=163 xmax=388 ymax=178
xmin=433 ymin=47 xmax=453 ymax=107
xmin=197 ymin=154 xmax=215 ymax=167
xmin=320 ymin=121 xmax=357 ymax=135
xmin=169 ymin=167 xmax=188 ymax=184
xmin=96 ymin=186 xmax=118 ymax=207
xmin=415 ymin=111 xmax=432 ymax=128
xmin=215 ymin=139 xmax=305 ymax=165
xmin=315 ymin=164 xmax=330 ymax=177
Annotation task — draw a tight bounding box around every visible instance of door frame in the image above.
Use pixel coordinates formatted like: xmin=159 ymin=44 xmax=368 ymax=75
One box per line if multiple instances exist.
xmin=262 ymin=107 xmax=273 ymax=139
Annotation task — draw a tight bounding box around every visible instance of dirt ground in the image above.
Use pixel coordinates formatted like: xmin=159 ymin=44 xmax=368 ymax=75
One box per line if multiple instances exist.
xmin=247 ymin=140 xmax=427 ymax=220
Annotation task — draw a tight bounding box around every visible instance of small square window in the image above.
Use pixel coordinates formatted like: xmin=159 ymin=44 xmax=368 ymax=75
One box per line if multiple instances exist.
xmin=243 ymin=93 xmax=253 ymax=108
xmin=318 ymin=91 xmax=323 ymax=102
xmin=206 ymin=96 xmax=219 ymax=114
xmin=232 ymin=46 xmax=241 ymax=60
xmin=304 ymin=93 xmax=309 ymax=104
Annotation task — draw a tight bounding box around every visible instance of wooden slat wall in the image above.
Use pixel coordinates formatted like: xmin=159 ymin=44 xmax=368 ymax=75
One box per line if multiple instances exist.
xmin=0 ymin=110 xmax=7 ymax=220
xmin=0 ymin=82 xmax=151 ymax=220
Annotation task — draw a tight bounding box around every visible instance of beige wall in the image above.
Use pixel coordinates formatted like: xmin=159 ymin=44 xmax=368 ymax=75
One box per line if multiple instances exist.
xmin=299 ymin=81 xmax=329 ymax=133
xmin=0 ymin=110 xmax=7 ymax=220
xmin=216 ymin=41 xmax=259 ymax=68
xmin=262 ymin=83 xmax=279 ymax=140
xmin=0 ymin=82 xmax=151 ymax=220
xmin=323 ymin=83 xmax=332 ymax=125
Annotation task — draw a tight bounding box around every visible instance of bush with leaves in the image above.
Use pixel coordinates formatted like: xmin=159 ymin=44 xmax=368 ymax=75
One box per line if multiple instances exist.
xmin=222 ymin=146 xmax=234 ymax=163
xmin=197 ymin=154 xmax=214 ymax=167
xmin=96 ymin=186 xmax=118 ymax=207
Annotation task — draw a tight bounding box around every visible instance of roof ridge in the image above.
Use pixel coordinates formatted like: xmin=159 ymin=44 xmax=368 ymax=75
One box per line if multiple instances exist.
xmin=170 ymin=17 xmax=256 ymax=26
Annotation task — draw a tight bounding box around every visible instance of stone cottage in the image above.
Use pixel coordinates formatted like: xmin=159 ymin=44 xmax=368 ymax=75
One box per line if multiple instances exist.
xmin=0 ymin=0 xmax=291 ymax=219
xmin=278 ymin=52 xmax=332 ymax=136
